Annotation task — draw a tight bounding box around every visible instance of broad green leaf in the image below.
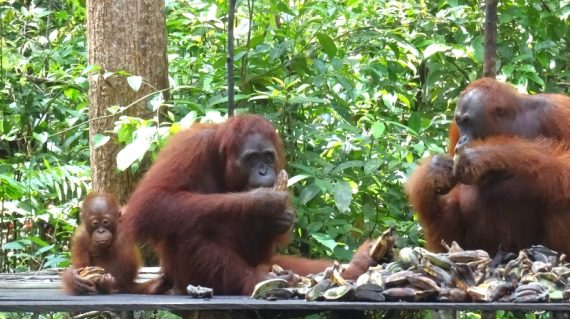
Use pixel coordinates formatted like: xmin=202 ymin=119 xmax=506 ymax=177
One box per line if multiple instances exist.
xmin=64 ymin=88 xmax=79 ymax=100
xmin=275 ymin=0 xmax=295 ymax=16
xmin=535 ymin=53 xmax=549 ymax=69
xmin=423 ymin=43 xmax=449 ymax=59
xmin=502 ymin=64 xmax=515 ymax=78
xmin=206 ymin=94 xmax=250 ymax=108
xmin=316 ymin=33 xmax=337 ymax=59
xmin=471 ymin=35 xmax=484 ymax=63
xmin=234 ymin=51 xmax=247 ymax=61
xmin=33 ymin=132 xmax=48 ymax=144
xmin=74 ymin=76 xmax=88 ymax=89
xmin=43 ymin=255 xmax=68 ymax=269
xmin=330 ymin=161 xmax=363 ymax=175
xmin=288 ymin=96 xmax=327 ymax=104
xmin=34 ymin=244 xmax=55 ymax=256
xmin=117 ymin=138 xmax=151 ymax=171
xmin=408 ymin=113 xmax=422 ymax=133
xmin=314 ymin=178 xmax=333 ymax=192
xmin=92 ymin=134 xmax=110 ymax=149
xmin=116 ymin=122 xmax=136 ymax=143
xmin=288 ymin=174 xmax=310 ymax=186
xmin=299 ymin=183 xmax=321 ymax=205
xmin=0 ymin=174 xmax=24 ymax=199
xmin=179 ymin=111 xmax=197 ymax=128
xmin=536 ymin=40 xmax=556 ymax=51
xmin=334 ymin=181 xmax=352 ymax=213
xmin=364 ymin=159 xmax=382 ymax=175
xmin=519 ymin=64 xmax=537 ymax=73
xmin=127 ymin=76 xmax=143 ymax=92
xmin=29 ymin=236 xmax=49 ymax=247
xmin=249 ymin=35 xmax=265 ymax=48
xmin=106 ymin=104 xmax=122 ymax=115
xmin=2 ymin=241 xmax=26 ymax=250
xmin=371 ymin=121 xmax=385 ymax=139
xmin=312 ymin=233 xmax=338 ymax=252
xmin=148 ymin=92 xmax=164 ymax=112
xmin=307 ymin=222 xmax=323 ymax=234
xmin=526 ymin=73 xmax=545 ymax=87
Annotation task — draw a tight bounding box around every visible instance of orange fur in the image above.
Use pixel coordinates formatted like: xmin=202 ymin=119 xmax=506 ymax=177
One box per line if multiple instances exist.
xmin=123 ymin=115 xmax=375 ymax=295
xmin=407 ymin=78 xmax=570 ymax=255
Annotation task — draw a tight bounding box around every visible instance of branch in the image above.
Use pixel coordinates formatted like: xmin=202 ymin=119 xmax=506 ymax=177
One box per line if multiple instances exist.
xmin=50 ymin=86 xmax=190 ymax=137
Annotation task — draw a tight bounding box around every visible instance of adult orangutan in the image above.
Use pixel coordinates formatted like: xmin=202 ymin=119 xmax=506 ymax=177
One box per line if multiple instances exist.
xmin=406 ymin=78 xmax=570 ymax=255
xmin=123 ymin=114 xmax=375 ymax=295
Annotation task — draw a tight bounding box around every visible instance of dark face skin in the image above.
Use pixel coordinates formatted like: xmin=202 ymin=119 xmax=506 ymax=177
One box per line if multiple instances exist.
xmin=237 ymin=133 xmax=277 ymax=189
xmin=82 ymin=196 xmax=119 ymax=249
xmin=454 ymin=87 xmax=542 ymax=152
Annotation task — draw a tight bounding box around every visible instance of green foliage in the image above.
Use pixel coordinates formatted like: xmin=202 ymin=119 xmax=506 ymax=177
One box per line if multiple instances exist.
xmin=1 ymin=0 xmax=569 ymax=271
xmin=1 ymin=0 xmax=90 ymax=271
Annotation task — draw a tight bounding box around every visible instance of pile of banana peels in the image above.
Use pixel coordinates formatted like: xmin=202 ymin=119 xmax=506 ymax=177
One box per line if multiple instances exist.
xmin=252 ymin=228 xmax=570 ymax=303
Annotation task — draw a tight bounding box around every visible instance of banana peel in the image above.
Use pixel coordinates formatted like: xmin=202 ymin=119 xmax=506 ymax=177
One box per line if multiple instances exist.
xmin=368 ymin=226 xmax=396 ymax=261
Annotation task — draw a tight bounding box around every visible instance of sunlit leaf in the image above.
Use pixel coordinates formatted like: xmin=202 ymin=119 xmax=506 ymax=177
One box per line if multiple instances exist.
xmin=127 ymin=75 xmax=143 ymax=92
xmin=288 ymin=174 xmax=310 ymax=186
xmin=92 ymin=134 xmax=110 ymax=149
xmin=117 ymin=138 xmax=151 ymax=171
xmin=423 ymin=43 xmax=450 ymax=59
xmin=148 ymin=92 xmax=164 ymax=112
xmin=33 ymin=132 xmax=48 ymax=144
xmin=74 ymin=76 xmax=89 ymax=89
xmin=334 ymin=181 xmax=352 ymax=213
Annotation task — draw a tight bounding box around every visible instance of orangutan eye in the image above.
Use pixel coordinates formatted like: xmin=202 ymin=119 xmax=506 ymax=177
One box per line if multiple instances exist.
xmin=263 ymin=152 xmax=274 ymax=164
xmin=102 ymin=219 xmax=110 ymax=226
xmin=91 ymin=220 xmax=99 ymax=227
xmin=245 ymin=153 xmax=259 ymax=167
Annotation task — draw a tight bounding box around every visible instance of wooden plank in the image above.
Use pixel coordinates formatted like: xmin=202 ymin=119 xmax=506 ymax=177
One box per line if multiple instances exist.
xmin=0 ymin=267 xmax=160 ymax=289
xmin=2 ymin=289 xmax=570 ymax=313
xmin=1 ymin=270 xmax=570 ymax=314
xmin=0 ymin=281 xmax=60 ymax=289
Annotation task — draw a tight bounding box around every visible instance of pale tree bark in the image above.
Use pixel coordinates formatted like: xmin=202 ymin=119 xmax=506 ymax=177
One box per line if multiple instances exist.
xmin=87 ymin=0 xmax=168 ymax=203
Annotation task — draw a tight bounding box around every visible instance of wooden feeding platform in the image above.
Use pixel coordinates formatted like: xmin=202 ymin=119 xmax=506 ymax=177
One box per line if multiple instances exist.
xmin=1 ymin=268 xmax=570 ymax=317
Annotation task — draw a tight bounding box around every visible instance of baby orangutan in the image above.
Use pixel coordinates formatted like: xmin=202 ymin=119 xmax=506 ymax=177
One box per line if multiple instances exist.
xmin=62 ymin=192 xmax=142 ymax=294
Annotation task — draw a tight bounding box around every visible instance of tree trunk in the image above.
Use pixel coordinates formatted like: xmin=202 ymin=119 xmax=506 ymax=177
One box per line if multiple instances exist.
xmin=87 ymin=0 xmax=168 ymax=203
xmin=483 ymin=0 xmax=498 ymax=78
